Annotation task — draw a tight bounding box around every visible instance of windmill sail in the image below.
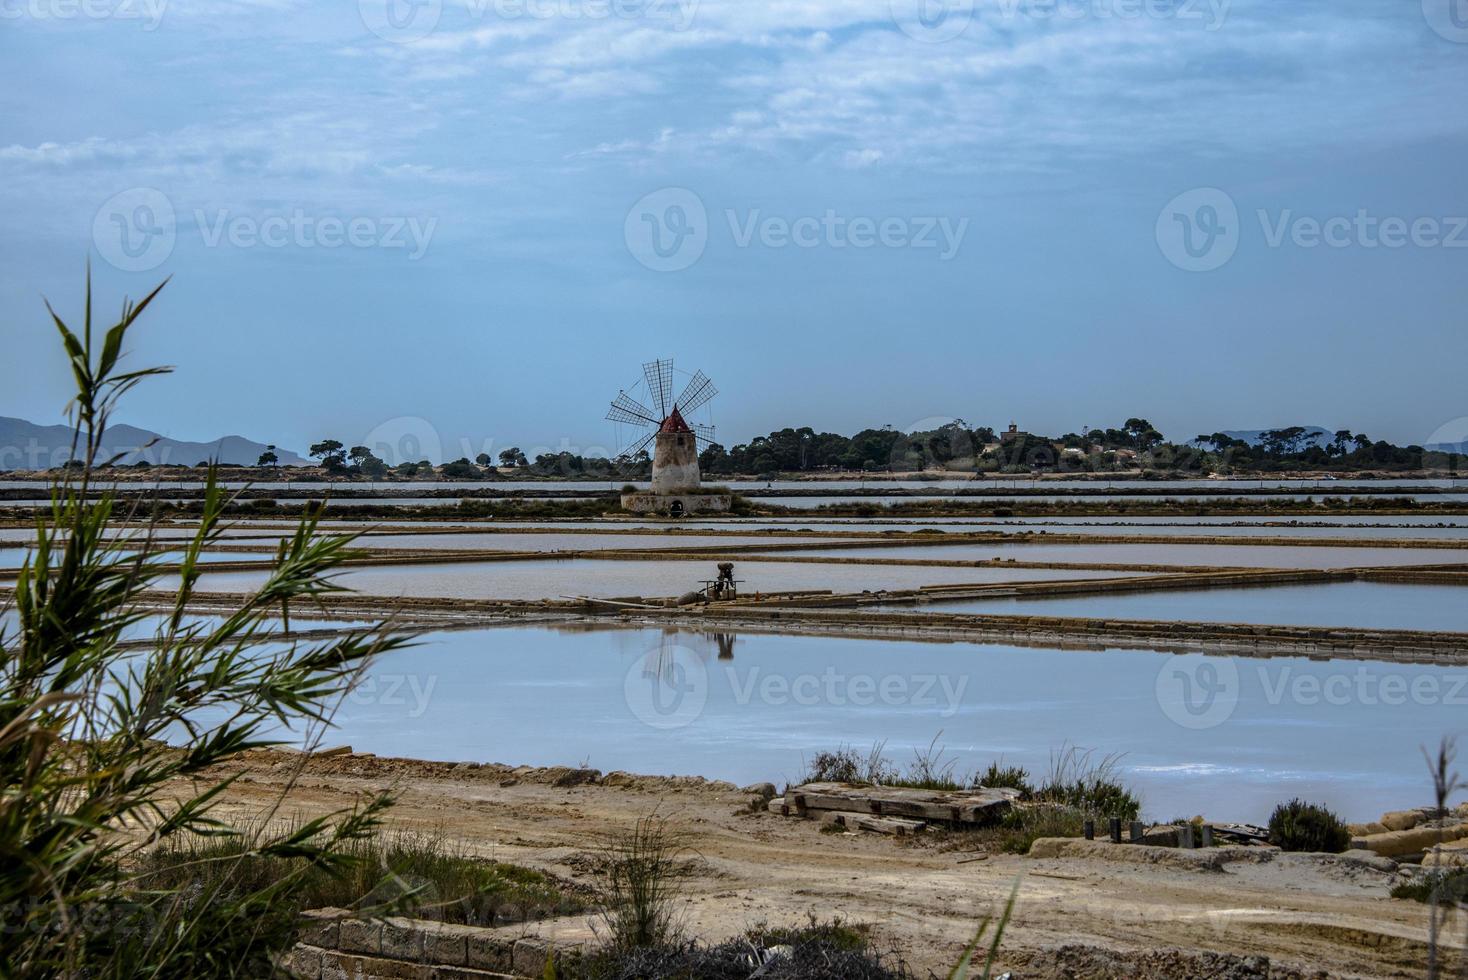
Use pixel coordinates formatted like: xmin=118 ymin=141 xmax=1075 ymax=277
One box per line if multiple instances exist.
xmin=606 ymin=391 xmax=659 ymax=426
xmin=625 ymin=430 xmax=657 ymax=457
xmin=674 ymin=370 xmax=717 ymax=415
xmin=642 ymin=359 xmax=673 ymax=418
xmin=692 ymin=423 xmax=717 ymax=447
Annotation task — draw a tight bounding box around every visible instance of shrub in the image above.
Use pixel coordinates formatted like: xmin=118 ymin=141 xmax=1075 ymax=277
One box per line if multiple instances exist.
xmin=599 ymin=815 xmax=690 ymax=950
xmin=977 ymin=762 xmax=1033 ymax=797
xmin=576 ymin=917 xmax=911 ymax=980
xmin=1032 ymin=745 xmax=1139 ymax=821
xmin=1392 ymin=869 xmax=1468 ymax=904
xmin=804 ymin=742 xmax=896 ymax=786
xmin=1266 ymin=799 xmax=1351 ymax=853
xmin=988 ymin=805 xmax=1087 ymax=855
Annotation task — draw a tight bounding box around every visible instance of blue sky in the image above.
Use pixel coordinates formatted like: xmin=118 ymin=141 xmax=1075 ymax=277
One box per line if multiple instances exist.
xmin=2 ymin=0 xmax=1466 ymax=462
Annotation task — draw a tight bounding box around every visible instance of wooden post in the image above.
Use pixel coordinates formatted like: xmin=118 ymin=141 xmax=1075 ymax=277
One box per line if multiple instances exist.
xmin=1084 ymin=820 xmax=1094 ymax=841
xmin=1179 ymin=824 xmax=1195 ymax=849
xmin=1201 ymin=824 xmax=1214 ymax=848
xmin=1109 ymin=818 xmax=1122 ymax=843
xmin=1129 ymin=821 xmax=1144 ymax=842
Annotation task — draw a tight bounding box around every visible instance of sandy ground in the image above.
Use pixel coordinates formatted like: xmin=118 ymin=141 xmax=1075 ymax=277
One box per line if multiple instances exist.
xmin=201 ymin=750 xmax=1459 ymax=979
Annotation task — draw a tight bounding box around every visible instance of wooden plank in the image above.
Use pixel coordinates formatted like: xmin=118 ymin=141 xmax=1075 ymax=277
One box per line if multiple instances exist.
xmin=790 ymin=783 xmax=1014 ymax=824
xmin=792 ymin=791 xmax=878 ymax=815
xmin=821 ymin=811 xmax=926 ymax=836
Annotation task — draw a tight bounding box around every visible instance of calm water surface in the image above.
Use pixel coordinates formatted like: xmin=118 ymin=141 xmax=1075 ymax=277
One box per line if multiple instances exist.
xmin=894 ymin=581 xmax=1468 ymax=632
xmin=185 ymin=560 xmax=1144 ymax=600
xmin=300 ymin=625 xmax=1468 ymax=824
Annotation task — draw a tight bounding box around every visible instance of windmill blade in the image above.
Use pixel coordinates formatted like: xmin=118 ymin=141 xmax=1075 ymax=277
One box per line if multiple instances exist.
xmin=693 ymin=423 xmax=717 ymax=447
xmin=643 ymin=358 xmax=673 ymax=418
xmin=677 ymin=372 xmax=717 ymax=416
xmin=606 ymin=391 xmax=658 ymax=426
xmin=625 ymin=430 xmax=656 ymax=457
xmin=674 ymin=370 xmax=717 ymax=415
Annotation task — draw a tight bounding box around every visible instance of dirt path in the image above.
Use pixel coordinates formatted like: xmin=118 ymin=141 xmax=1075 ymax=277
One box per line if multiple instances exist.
xmin=205 ymin=750 xmax=1456 ymax=978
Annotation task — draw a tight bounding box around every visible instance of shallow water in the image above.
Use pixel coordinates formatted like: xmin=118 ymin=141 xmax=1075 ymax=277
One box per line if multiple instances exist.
xmin=292 ymin=624 xmax=1468 ymax=823
xmin=892 ymin=580 xmax=1468 ymax=632
xmin=749 ymin=493 xmax=1468 ymax=509
xmin=759 ymin=541 xmax=1468 ymax=569
xmin=184 ymin=559 xmax=1144 ymax=601
xmin=354 ymin=532 xmax=845 ymax=552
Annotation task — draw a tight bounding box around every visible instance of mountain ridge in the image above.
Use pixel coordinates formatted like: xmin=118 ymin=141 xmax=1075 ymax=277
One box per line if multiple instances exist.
xmin=0 ymin=416 xmax=306 ymax=470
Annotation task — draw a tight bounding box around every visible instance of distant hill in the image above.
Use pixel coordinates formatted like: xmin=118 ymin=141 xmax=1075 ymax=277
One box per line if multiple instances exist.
xmin=0 ymin=416 xmax=305 ymax=471
xmin=1191 ymin=426 xmax=1332 ymax=449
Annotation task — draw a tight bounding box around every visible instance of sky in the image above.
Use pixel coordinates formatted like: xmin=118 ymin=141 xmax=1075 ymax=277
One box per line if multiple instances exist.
xmin=1 ymin=0 xmax=1466 ymax=464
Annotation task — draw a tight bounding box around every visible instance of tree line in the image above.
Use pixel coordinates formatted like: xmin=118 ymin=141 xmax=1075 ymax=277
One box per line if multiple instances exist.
xmin=235 ymin=419 xmax=1464 ymax=480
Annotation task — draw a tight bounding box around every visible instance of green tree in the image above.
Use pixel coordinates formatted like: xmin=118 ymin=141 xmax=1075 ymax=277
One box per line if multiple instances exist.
xmin=256 ymin=445 xmax=279 ymax=467
xmin=309 ymin=438 xmax=346 ymax=469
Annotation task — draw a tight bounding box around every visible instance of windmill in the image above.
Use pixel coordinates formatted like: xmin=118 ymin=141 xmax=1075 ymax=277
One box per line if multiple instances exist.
xmin=606 ymin=358 xmax=719 ymax=461
xmin=607 ymin=358 xmax=731 ymax=517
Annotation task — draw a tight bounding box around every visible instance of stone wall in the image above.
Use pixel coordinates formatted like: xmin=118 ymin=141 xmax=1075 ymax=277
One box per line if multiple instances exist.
xmin=282 ymin=909 xmax=587 ymax=980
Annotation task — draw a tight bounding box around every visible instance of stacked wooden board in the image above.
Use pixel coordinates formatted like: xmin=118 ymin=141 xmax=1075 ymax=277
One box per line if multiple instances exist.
xmin=769 ymin=782 xmax=1018 ymax=834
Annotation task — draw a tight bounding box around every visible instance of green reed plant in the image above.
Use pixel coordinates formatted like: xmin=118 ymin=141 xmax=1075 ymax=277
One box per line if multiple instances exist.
xmin=0 ymin=273 xmax=414 ymax=978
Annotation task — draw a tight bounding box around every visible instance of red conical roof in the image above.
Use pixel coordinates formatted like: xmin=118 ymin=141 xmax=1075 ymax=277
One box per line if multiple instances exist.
xmin=660 ymin=405 xmax=692 ymax=433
